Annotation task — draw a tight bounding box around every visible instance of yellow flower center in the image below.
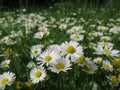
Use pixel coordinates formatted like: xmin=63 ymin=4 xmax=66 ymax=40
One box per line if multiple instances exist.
xmin=44 ymin=55 xmax=52 ymax=61
xmin=102 ymin=49 xmax=110 ymax=55
xmin=26 ymin=81 xmax=34 ymax=88
xmin=1 ymin=78 xmax=9 ymax=85
xmin=76 ymin=55 xmax=85 ymax=64
xmin=2 ymin=62 xmax=8 ymax=67
xmin=112 ymin=58 xmax=120 ymax=67
xmin=66 ymin=45 xmax=76 ymax=54
xmin=110 ymin=76 xmax=118 ymax=84
xmin=40 ymin=27 xmax=45 ymax=32
xmin=74 ymin=35 xmax=79 ymax=39
xmin=16 ymin=81 xmax=22 ymax=88
xmin=103 ymin=64 xmax=110 ymax=69
xmin=34 ymin=71 xmax=42 ymax=78
xmin=102 ymin=42 xmax=108 ymax=46
xmin=83 ymin=65 xmax=91 ymax=71
xmin=33 ymin=50 xmax=38 ymax=54
xmin=5 ymin=48 xmax=12 ymax=56
xmin=56 ymin=63 xmax=65 ymax=70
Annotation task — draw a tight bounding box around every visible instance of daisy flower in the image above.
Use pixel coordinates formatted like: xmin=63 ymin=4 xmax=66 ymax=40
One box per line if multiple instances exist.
xmin=48 ymin=57 xmax=71 ymax=73
xmin=36 ymin=49 xmax=60 ymax=66
xmin=100 ymin=36 xmax=111 ymax=41
xmin=30 ymin=45 xmax=42 ymax=59
xmin=98 ymin=41 xmax=114 ymax=48
xmin=0 ymin=72 xmax=16 ymax=90
xmin=94 ymin=45 xmax=119 ymax=57
xmin=0 ymin=59 xmax=10 ymax=68
xmin=109 ymin=75 xmax=119 ymax=86
xmin=102 ymin=60 xmax=113 ymax=71
xmin=93 ymin=57 xmax=102 ymax=64
xmin=97 ymin=25 xmax=108 ymax=31
xmin=30 ymin=66 xmax=46 ymax=84
xmin=59 ymin=23 xmax=67 ymax=30
xmin=70 ymin=34 xmax=84 ymax=41
xmin=60 ymin=41 xmax=83 ymax=60
xmin=33 ymin=32 xmax=44 ymax=39
xmin=83 ymin=60 xmax=98 ymax=74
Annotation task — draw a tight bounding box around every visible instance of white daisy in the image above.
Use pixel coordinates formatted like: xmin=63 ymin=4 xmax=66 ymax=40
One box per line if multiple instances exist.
xmin=83 ymin=60 xmax=98 ymax=74
xmin=94 ymin=45 xmax=119 ymax=57
xmin=30 ymin=66 xmax=46 ymax=84
xmin=30 ymin=45 xmax=42 ymax=59
xmin=100 ymin=36 xmax=111 ymax=41
xmin=98 ymin=41 xmax=114 ymax=48
xmin=70 ymin=34 xmax=84 ymax=41
xmin=0 ymin=72 xmax=16 ymax=89
xmin=48 ymin=57 xmax=71 ymax=73
xmin=59 ymin=23 xmax=67 ymax=30
xmin=97 ymin=26 xmax=108 ymax=31
xmin=0 ymin=59 xmax=10 ymax=68
xmin=60 ymin=41 xmax=83 ymax=60
xmin=93 ymin=57 xmax=102 ymax=64
xmin=102 ymin=60 xmax=113 ymax=71
xmin=36 ymin=49 xmax=60 ymax=66
xmin=27 ymin=61 xmax=36 ymax=69
xmin=33 ymin=32 xmax=44 ymax=39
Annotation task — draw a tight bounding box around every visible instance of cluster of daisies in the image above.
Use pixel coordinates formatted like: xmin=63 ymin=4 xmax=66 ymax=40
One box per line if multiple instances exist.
xmin=0 ymin=8 xmax=120 ymax=90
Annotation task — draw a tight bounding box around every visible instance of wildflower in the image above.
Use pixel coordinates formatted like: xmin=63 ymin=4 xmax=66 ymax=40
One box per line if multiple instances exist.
xmin=26 ymin=81 xmax=34 ymax=88
xmin=59 ymin=23 xmax=67 ymax=30
xmin=102 ymin=61 xmax=113 ymax=71
xmin=5 ymin=48 xmax=12 ymax=56
xmin=60 ymin=41 xmax=83 ymax=60
xmin=30 ymin=66 xmax=46 ymax=84
xmin=16 ymin=81 xmax=23 ymax=89
xmin=109 ymin=76 xmax=119 ymax=86
xmin=36 ymin=49 xmax=60 ymax=66
xmin=93 ymin=57 xmax=102 ymax=64
xmin=48 ymin=57 xmax=71 ymax=73
xmin=30 ymin=45 xmax=42 ymax=59
xmin=94 ymin=45 xmax=119 ymax=57
xmin=70 ymin=34 xmax=84 ymax=41
xmin=0 ymin=59 xmax=10 ymax=68
xmin=83 ymin=60 xmax=97 ymax=74
xmin=33 ymin=32 xmax=44 ymax=39
xmin=112 ymin=58 xmax=120 ymax=67
xmin=0 ymin=72 xmax=16 ymax=90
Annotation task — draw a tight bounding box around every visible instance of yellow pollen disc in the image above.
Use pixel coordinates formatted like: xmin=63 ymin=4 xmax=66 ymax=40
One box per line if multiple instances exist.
xmin=44 ymin=55 xmax=52 ymax=61
xmin=40 ymin=27 xmax=45 ymax=32
xmin=74 ymin=35 xmax=79 ymax=39
xmin=111 ymin=76 xmax=118 ymax=84
xmin=66 ymin=45 xmax=76 ymax=54
xmin=83 ymin=65 xmax=91 ymax=71
xmin=77 ymin=55 xmax=85 ymax=64
xmin=102 ymin=49 xmax=110 ymax=55
xmin=103 ymin=64 xmax=110 ymax=69
xmin=33 ymin=50 xmax=38 ymax=54
xmin=5 ymin=49 xmax=12 ymax=56
xmin=1 ymin=78 xmax=9 ymax=85
xmin=112 ymin=58 xmax=120 ymax=67
xmin=34 ymin=71 xmax=42 ymax=78
xmin=102 ymin=42 xmax=108 ymax=46
xmin=56 ymin=63 xmax=65 ymax=70
xmin=2 ymin=62 xmax=8 ymax=67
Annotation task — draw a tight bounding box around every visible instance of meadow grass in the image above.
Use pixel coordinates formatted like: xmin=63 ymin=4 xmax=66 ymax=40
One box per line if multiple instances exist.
xmin=0 ymin=1 xmax=120 ymax=90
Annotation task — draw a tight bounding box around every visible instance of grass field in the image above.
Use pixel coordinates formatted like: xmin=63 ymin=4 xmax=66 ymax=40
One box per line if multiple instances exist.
xmin=0 ymin=1 xmax=120 ymax=90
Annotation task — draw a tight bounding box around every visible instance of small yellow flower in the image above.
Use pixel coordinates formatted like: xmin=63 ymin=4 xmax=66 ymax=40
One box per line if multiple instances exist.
xmin=16 ymin=81 xmax=23 ymax=88
xmin=110 ymin=76 xmax=119 ymax=84
xmin=5 ymin=48 xmax=12 ymax=56
xmin=113 ymin=58 xmax=120 ymax=67
xmin=26 ymin=81 xmax=34 ymax=88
